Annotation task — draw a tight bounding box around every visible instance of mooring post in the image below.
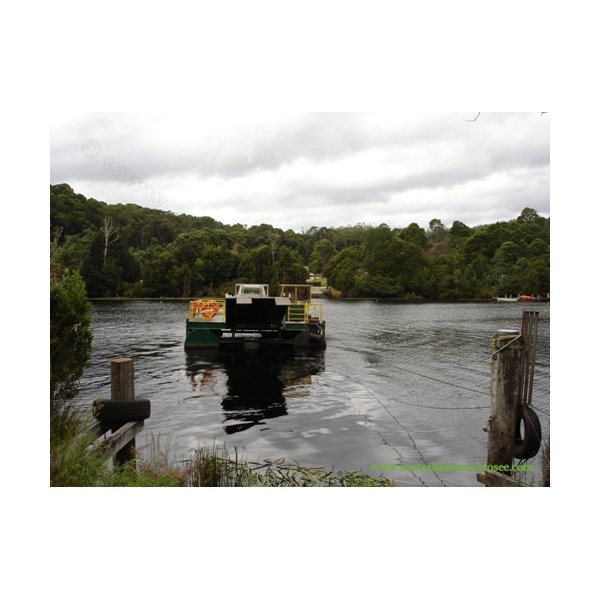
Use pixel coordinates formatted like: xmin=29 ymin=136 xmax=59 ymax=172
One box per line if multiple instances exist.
xmin=111 ymin=358 xmax=136 ymax=466
xmin=111 ymin=358 xmax=135 ymax=402
xmin=477 ymin=330 xmax=523 ymax=486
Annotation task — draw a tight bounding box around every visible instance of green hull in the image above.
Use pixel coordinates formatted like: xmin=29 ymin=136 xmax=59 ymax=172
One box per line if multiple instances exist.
xmin=184 ymin=320 xmax=326 ymax=351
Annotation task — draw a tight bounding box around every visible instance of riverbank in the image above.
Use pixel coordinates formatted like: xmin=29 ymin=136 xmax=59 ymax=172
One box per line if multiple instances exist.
xmin=89 ymin=295 xmax=514 ymax=304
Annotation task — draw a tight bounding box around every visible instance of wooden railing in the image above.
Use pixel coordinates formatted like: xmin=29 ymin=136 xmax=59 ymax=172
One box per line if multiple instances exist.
xmin=88 ymin=358 xmax=151 ymax=466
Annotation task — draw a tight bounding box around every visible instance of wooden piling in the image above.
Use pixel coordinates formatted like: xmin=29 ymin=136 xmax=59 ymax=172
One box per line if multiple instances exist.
xmin=111 ymin=358 xmax=135 ymax=402
xmin=479 ymin=332 xmax=523 ymax=485
xmin=111 ymin=358 xmax=136 ymax=465
xmin=519 ymin=310 xmax=540 ymax=406
xmin=89 ymin=357 xmax=151 ymax=468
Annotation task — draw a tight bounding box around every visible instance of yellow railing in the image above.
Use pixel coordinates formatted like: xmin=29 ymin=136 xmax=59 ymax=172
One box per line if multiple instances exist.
xmin=286 ymin=302 xmax=323 ymax=323
xmin=287 ymin=303 xmax=308 ymax=322
xmin=308 ymin=302 xmax=323 ymax=322
xmin=189 ymin=299 xmax=226 ymax=322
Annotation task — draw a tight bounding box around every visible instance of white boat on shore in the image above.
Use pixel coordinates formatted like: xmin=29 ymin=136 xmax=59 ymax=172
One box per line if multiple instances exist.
xmin=495 ymin=294 xmax=550 ymax=303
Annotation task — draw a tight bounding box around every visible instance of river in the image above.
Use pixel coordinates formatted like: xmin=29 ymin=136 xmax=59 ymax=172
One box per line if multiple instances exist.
xmin=78 ymin=299 xmax=550 ymax=486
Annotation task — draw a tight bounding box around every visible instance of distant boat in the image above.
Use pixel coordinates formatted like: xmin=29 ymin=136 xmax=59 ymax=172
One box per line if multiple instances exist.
xmin=495 ymin=294 xmax=549 ymax=303
xmin=518 ymin=294 xmax=550 ymax=303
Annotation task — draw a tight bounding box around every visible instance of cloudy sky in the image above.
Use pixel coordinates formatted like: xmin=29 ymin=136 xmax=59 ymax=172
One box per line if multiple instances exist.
xmin=50 ymin=112 xmax=549 ymax=232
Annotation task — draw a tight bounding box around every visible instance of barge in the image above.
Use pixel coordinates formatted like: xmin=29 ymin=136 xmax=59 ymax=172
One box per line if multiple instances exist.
xmin=184 ymin=283 xmax=326 ymax=351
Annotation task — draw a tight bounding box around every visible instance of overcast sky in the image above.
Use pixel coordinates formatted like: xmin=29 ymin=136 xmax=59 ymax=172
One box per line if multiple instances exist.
xmin=50 ymin=112 xmax=549 ymax=232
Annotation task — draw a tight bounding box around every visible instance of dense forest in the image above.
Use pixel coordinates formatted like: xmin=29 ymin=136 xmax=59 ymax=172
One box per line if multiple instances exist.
xmin=50 ymin=183 xmax=550 ymax=299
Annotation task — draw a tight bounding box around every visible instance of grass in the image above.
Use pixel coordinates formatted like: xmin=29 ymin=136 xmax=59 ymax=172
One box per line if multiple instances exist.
xmin=51 ymin=402 xmax=108 ymax=486
xmin=180 ymin=447 xmax=394 ymax=487
xmin=51 ymin=413 xmax=394 ymax=487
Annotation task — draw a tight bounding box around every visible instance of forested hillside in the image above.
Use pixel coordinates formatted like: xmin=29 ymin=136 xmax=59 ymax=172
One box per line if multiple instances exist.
xmin=50 ymin=184 xmax=549 ymax=299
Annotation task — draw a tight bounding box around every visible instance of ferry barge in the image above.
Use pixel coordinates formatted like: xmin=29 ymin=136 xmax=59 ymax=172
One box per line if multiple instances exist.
xmin=184 ymin=284 xmax=326 ymax=351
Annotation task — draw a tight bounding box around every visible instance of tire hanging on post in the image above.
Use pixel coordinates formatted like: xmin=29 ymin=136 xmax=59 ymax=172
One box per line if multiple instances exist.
xmin=93 ymin=399 xmax=151 ymax=422
xmin=514 ymin=404 xmax=542 ymax=460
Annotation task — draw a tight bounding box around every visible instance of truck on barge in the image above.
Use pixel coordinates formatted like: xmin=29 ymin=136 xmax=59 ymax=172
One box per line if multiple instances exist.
xmin=184 ymin=284 xmax=326 ymax=351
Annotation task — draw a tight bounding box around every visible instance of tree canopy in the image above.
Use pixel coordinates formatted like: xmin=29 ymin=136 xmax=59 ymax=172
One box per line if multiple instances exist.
xmin=50 ymin=234 xmax=93 ymax=407
xmin=51 ymin=184 xmax=549 ymax=299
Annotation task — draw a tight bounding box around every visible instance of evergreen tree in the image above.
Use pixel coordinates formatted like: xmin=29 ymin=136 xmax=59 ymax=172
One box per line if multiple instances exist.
xmin=50 ymin=241 xmax=93 ymax=410
xmin=50 ymin=184 xmax=549 ymax=300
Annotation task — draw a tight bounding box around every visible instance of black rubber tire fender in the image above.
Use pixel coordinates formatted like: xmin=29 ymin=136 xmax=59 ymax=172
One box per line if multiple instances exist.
xmin=514 ymin=405 xmax=542 ymax=460
xmin=93 ymin=399 xmax=151 ymax=422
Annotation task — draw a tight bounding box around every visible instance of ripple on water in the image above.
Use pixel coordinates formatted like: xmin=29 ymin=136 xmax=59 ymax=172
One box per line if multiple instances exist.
xmin=78 ymin=299 xmax=550 ymax=486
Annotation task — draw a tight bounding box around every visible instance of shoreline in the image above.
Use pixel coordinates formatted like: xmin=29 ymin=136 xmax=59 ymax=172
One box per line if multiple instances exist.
xmin=88 ymin=296 xmax=548 ymax=304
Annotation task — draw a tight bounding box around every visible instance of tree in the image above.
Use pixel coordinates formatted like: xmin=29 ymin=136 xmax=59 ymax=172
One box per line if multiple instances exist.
xmin=237 ymin=245 xmax=274 ymax=284
xmin=50 ymin=242 xmax=93 ymax=411
xmin=362 ymin=225 xmax=401 ymax=278
xmin=101 ymin=216 xmax=120 ymax=267
xmin=428 ymin=218 xmax=447 ymax=243
xmin=50 ymin=185 xmax=549 ymax=302
xmin=309 ymin=239 xmax=335 ymax=275
xmin=266 ymin=231 xmax=280 ymax=284
xmin=449 ymin=220 xmax=471 ymax=240
xmin=275 ymin=247 xmax=307 ymax=285
xmin=399 ymin=223 xmax=428 ymax=248
xmin=325 ymin=247 xmax=361 ymax=296
xmin=396 ymin=238 xmax=427 ymax=291
xmin=527 ymin=238 xmax=549 ymax=258
xmin=136 ymin=243 xmax=172 ymax=296
xmin=517 ymin=207 xmax=542 ymax=223
xmin=194 ymin=244 xmax=237 ymax=292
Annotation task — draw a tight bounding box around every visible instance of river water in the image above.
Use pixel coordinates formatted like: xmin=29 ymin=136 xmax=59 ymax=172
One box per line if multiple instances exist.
xmin=78 ymin=299 xmax=550 ymax=486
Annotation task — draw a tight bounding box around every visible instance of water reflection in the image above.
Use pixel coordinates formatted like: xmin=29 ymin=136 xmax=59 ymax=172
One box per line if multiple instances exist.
xmin=186 ymin=351 xmax=325 ymax=434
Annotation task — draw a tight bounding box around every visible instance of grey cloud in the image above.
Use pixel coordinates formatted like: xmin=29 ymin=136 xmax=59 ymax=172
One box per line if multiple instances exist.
xmin=50 ymin=112 xmax=550 ymax=231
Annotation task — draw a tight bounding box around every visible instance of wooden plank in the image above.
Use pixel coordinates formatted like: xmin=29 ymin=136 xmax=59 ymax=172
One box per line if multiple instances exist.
xmin=477 ymin=471 xmax=529 ymax=487
xmin=95 ymin=421 xmax=144 ymax=458
xmin=86 ymin=420 xmax=111 ymax=444
xmin=519 ymin=311 xmax=539 ymax=405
